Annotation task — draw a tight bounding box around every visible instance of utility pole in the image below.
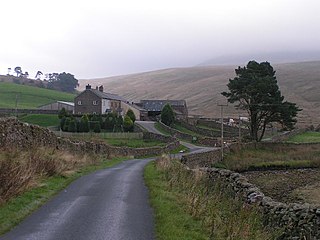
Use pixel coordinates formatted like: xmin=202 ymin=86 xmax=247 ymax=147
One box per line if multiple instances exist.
xmin=15 ymin=94 xmax=19 ymax=117
xmin=218 ymin=103 xmax=228 ymax=160
xmin=239 ymin=115 xmax=241 ymax=143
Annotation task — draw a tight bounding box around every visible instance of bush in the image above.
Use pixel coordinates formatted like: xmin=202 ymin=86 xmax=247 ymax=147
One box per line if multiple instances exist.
xmin=67 ymin=119 xmax=76 ymax=132
xmin=79 ymin=115 xmax=89 ymax=132
xmin=104 ymin=113 xmax=116 ymax=131
xmin=93 ymin=122 xmax=101 ymax=133
xmin=123 ymin=115 xmax=134 ymax=132
xmin=161 ymin=104 xmax=175 ymax=126
xmin=126 ymin=109 xmax=136 ymax=123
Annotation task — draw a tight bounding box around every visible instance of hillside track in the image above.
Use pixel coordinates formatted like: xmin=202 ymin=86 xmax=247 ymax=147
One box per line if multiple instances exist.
xmin=0 ymin=159 xmax=155 ymax=240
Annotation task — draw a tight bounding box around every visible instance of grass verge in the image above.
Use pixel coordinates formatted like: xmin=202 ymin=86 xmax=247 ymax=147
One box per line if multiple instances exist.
xmin=216 ymin=144 xmax=320 ymax=172
xmin=145 ymin=156 xmax=277 ymax=239
xmin=104 ymin=138 xmax=166 ymax=148
xmin=0 ymin=156 xmax=127 ymax=235
xmin=287 ymin=131 xmax=320 ymax=143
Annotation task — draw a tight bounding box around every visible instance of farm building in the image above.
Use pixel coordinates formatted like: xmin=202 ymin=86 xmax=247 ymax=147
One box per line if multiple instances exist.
xmin=38 ymin=101 xmax=74 ymax=112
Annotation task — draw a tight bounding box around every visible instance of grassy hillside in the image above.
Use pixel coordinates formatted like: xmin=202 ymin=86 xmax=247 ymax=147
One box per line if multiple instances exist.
xmin=18 ymin=114 xmax=60 ymax=127
xmin=79 ymin=61 xmax=320 ymax=126
xmin=0 ymin=82 xmax=75 ymax=109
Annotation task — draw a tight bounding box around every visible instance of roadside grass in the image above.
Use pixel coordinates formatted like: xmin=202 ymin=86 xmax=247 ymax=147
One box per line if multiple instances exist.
xmin=196 ymin=124 xmax=220 ymax=132
xmin=154 ymin=122 xmax=171 ymax=136
xmin=18 ymin=114 xmax=59 ymax=127
xmin=215 ymin=145 xmax=320 ymax=172
xmin=0 ymin=152 xmax=127 ymax=235
xmin=169 ymin=144 xmax=189 ymax=154
xmin=145 ymin=156 xmax=277 ymax=240
xmin=287 ymin=131 xmax=320 ymax=143
xmin=0 ymin=82 xmax=74 ymax=109
xmin=171 ymin=122 xmax=202 ymax=137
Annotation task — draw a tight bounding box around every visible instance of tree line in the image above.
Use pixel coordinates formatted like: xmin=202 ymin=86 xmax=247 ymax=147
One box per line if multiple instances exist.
xmin=7 ymin=66 xmax=78 ymax=93
xmin=58 ymin=108 xmax=136 ymax=133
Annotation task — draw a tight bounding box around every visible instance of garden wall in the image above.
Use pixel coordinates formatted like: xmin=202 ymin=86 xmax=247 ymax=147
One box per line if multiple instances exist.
xmin=0 ymin=118 xmax=179 ymax=158
xmin=181 ymin=149 xmax=221 ymax=168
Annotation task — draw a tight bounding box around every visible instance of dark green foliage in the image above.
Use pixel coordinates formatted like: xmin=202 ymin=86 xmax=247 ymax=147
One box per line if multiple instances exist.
xmin=63 ymin=117 xmax=71 ymax=131
xmin=161 ymin=104 xmax=175 ymax=126
xmin=115 ymin=115 xmax=124 ymax=132
xmin=58 ymin=107 xmax=68 ymax=119
xmin=123 ymin=115 xmax=134 ymax=132
xmin=126 ymin=109 xmax=136 ymax=123
xmin=222 ymin=61 xmax=301 ymax=141
xmin=93 ymin=122 xmax=101 ymax=133
xmin=67 ymin=118 xmax=76 ymax=132
xmin=79 ymin=115 xmax=89 ymax=132
xmin=47 ymin=72 xmax=78 ymax=93
xmin=104 ymin=113 xmax=116 ymax=131
xmin=60 ymin=117 xmax=66 ymax=130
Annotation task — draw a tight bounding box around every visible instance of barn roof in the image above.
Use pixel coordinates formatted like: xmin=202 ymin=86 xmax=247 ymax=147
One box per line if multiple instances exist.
xmin=140 ymin=100 xmax=186 ymax=112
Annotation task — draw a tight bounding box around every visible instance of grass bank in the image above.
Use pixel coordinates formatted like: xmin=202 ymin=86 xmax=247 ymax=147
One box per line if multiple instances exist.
xmin=18 ymin=114 xmax=59 ymax=127
xmin=145 ymin=156 xmax=277 ymax=240
xmin=287 ymin=131 xmax=320 ymax=143
xmin=0 ymin=147 xmax=127 ymax=235
xmin=0 ymin=82 xmax=74 ymax=109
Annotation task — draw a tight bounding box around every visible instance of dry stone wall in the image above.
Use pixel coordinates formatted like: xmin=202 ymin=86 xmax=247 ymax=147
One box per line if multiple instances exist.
xmin=158 ymin=121 xmax=220 ymax=147
xmin=0 ymin=118 xmax=179 ymax=158
xmin=181 ymin=143 xmax=320 ymax=239
xmin=201 ymin=167 xmax=320 ymax=240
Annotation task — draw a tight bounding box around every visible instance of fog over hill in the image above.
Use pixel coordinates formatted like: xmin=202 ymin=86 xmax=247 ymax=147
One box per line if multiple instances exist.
xmin=79 ymin=61 xmax=320 ymax=126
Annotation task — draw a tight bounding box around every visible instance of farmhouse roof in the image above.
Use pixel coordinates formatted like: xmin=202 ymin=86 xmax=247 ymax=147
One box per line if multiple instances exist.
xmin=88 ymin=89 xmax=127 ymax=101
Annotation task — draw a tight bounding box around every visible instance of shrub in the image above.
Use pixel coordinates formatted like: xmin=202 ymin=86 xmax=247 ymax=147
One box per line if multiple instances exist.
xmin=161 ymin=104 xmax=175 ymax=126
xmin=123 ymin=115 xmax=134 ymax=132
xmin=79 ymin=115 xmax=89 ymax=132
xmin=126 ymin=109 xmax=136 ymax=123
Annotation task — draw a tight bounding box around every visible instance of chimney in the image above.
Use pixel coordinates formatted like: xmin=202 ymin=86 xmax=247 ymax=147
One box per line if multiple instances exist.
xmin=99 ymin=85 xmax=104 ymax=92
xmin=86 ymin=84 xmax=91 ymax=90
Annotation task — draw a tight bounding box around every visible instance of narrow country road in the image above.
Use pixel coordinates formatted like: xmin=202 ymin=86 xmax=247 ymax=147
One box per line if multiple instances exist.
xmin=136 ymin=121 xmax=217 ymax=155
xmin=0 ymin=159 xmax=155 ymax=240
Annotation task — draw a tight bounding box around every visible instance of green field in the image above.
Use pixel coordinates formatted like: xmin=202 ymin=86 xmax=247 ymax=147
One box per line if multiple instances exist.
xmin=0 ymin=82 xmax=75 ymax=109
xmin=18 ymin=114 xmax=60 ymax=127
xmin=287 ymin=131 xmax=320 ymax=143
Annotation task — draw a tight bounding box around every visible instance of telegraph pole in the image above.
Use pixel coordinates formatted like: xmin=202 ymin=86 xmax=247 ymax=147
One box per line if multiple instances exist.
xmin=218 ymin=103 xmax=228 ymax=160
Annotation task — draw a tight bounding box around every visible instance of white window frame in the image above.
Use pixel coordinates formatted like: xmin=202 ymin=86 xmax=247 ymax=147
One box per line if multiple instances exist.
xmin=78 ymin=100 xmax=82 ymax=105
xmin=93 ymin=100 xmax=98 ymax=105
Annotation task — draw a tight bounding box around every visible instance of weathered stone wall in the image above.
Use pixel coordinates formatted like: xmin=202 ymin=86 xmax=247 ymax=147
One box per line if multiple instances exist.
xmin=181 ymin=149 xmax=221 ymax=168
xmin=196 ymin=119 xmax=249 ymax=135
xmin=179 ymin=120 xmax=240 ymax=138
xmin=201 ymin=167 xmax=320 ymax=240
xmin=0 ymin=118 xmax=180 ymax=158
xmin=158 ymin=121 xmax=220 ymax=147
xmin=142 ymin=131 xmax=174 ymax=143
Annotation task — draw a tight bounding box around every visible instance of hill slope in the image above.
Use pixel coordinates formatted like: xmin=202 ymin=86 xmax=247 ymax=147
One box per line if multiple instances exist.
xmin=0 ymin=82 xmax=75 ymax=109
xmin=79 ymin=61 xmax=320 ymax=126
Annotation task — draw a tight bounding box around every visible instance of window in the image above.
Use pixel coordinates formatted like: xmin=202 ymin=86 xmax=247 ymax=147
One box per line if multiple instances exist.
xmin=78 ymin=100 xmax=82 ymax=105
xmin=93 ymin=100 xmax=98 ymax=105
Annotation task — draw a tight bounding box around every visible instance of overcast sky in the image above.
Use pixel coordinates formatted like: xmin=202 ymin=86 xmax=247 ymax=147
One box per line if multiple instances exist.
xmin=1 ymin=0 xmax=320 ymax=79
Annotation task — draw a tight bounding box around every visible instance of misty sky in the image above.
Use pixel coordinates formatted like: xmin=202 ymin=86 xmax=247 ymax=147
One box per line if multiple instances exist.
xmin=1 ymin=0 xmax=320 ymax=79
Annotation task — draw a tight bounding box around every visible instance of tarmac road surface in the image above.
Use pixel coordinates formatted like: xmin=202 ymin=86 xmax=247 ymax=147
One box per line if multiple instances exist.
xmin=0 ymin=158 xmax=155 ymax=240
